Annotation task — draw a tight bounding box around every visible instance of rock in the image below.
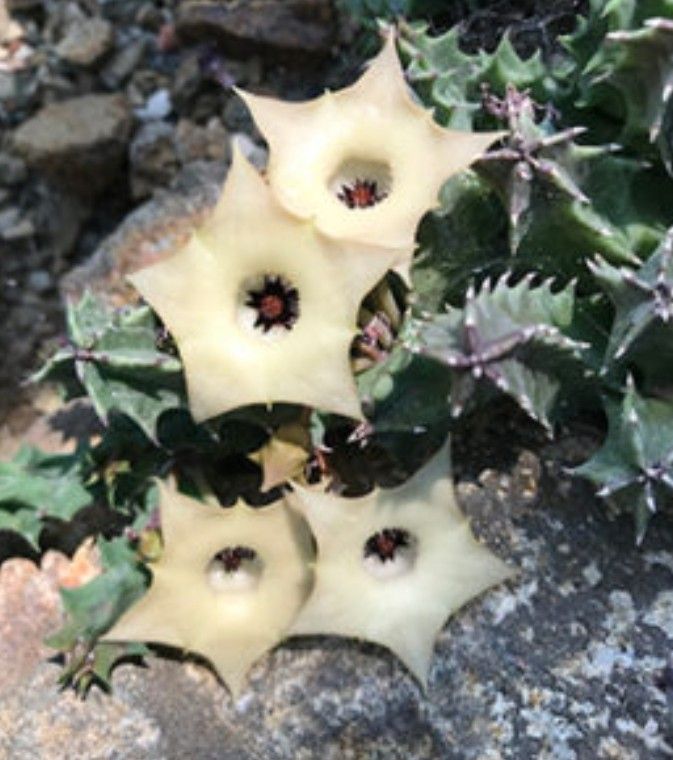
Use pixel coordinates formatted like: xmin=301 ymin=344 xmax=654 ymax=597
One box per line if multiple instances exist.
xmin=61 ymin=160 xmax=228 ymax=305
xmin=134 ymin=88 xmax=172 ymax=122
xmin=1 ymin=436 xmax=673 ymax=758
xmin=55 ymin=17 xmax=114 ymax=67
xmin=26 ymin=269 xmax=52 ymax=293
xmin=100 ymin=36 xmax=147 ymax=89
xmin=176 ymin=0 xmax=336 ymax=62
xmin=0 ymin=545 xmax=99 ymax=696
xmin=135 ymin=3 xmax=165 ymax=31
xmin=128 ymin=121 xmax=179 ymax=199
xmin=174 ymin=117 xmax=230 ymax=164
xmin=0 ymin=214 xmax=34 ymax=240
xmin=12 ymin=94 xmax=133 ymax=194
xmin=0 ymin=152 xmax=27 ymax=185
xmin=232 ymin=131 xmax=266 ymax=170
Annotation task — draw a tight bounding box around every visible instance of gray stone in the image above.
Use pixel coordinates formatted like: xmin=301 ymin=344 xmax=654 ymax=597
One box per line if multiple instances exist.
xmin=174 ymin=117 xmax=230 ymax=164
xmin=55 ymin=17 xmax=114 ymax=67
xmin=2 ymin=439 xmax=673 ymax=758
xmin=128 ymin=120 xmax=179 ymax=199
xmin=12 ymin=94 xmax=133 ymax=194
xmin=0 ymin=152 xmax=28 ymax=185
xmin=1 ymin=215 xmax=34 ymax=240
xmin=135 ymin=3 xmax=165 ymax=31
xmin=176 ymin=0 xmax=336 ymax=62
xmin=134 ymin=88 xmax=172 ymax=122
xmin=100 ymin=36 xmax=147 ymax=89
xmin=61 ymin=160 xmax=228 ymax=303
xmin=26 ymin=269 xmax=52 ymax=293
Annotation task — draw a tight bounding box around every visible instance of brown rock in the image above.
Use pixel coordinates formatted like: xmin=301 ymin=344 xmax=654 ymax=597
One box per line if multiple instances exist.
xmin=0 ymin=547 xmax=98 ymax=698
xmin=12 ymin=94 xmax=133 ymax=194
xmin=176 ymin=0 xmax=336 ymax=61
xmin=129 ymin=121 xmax=179 ymax=199
xmin=61 ymin=161 xmax=227 ymax=305
xmin=55 ymin=17 xmax=114 ymax=67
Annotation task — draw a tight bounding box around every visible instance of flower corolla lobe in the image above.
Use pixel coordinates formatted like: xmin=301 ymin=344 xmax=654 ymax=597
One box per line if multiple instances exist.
xmin=238 ymin=32 xmax=505 ymax=251
xmin=128 ymin=148 xmax=399 ymax=421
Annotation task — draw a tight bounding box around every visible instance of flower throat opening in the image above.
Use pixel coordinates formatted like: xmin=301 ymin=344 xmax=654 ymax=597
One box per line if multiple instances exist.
xmin=362 ymin=527 xmax=418 ymax=581
xmin=207 ymin=545 xmax=264 ymax=592
xmin=329 ymin=158 xmax=391 ymax=210
xmin=240 ymin=274 xmax=300 ymax=335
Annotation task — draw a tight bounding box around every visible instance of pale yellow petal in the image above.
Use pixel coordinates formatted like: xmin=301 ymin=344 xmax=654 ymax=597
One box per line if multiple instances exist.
xmin=287 ymin=439 xmax=515 ymax=686
xmin=240 ymin=32 xmax=504 ymax=251
xmin=128 ymin=147 xmax=399 ymax=421
xmin=105 ymin=482 xmax=314 ymax=698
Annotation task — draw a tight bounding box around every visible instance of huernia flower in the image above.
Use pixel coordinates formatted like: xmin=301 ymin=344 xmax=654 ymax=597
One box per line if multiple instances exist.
xmin=128 ymin=148 xmax=400 ymax=422
xmin=238 ymin=31 xmax=504 ymax=255
xmin=286 ymin=440 xmax=514 ymax=686
xmin=105 ymin=481 xmax=314 ymax=697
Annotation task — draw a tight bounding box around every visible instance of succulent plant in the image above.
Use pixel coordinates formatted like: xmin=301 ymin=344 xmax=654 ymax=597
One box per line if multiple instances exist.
xmin=573 ymin=378 xmax=673 ymax=543
xmin=46 ymin=537 xmax=149 ymax=693
xmin=399 ymin=21 xmax=552 ymax=130
xmin=573 ymin=4 xmax=673 ymax=171
xmin=33 ymin=292 xmax=185 ymax=442
xmin=589 ymin=228 xmax=673 ymax=384
xmin=0 ymin=446 xmax=92 ymax=551
xmin=2 ymin=4 xmax=673 ymax=701
xmin=414 ymin=275 xmax=589 ymax=431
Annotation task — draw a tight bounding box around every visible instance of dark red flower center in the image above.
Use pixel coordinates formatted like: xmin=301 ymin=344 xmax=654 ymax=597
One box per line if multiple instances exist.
xmin=259 ymin=293 xmax=284 ymax=321
xmin=245 ymin=275 xmax=299 ymax=333
xmin=364 ymin=528 xmax=410 ymax=562
xmin=215 ymin=546 xmax=257 ymax=573
xmin=338 ymin=178 xmax=387 ymax=209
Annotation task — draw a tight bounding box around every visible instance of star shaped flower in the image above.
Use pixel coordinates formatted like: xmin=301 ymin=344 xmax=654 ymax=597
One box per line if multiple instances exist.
xmin=128 ymin=148 xmax=400 ymax=422
xmin=104 ymin=481 xmax=314 ymax=697
xmin=238 ymin=31 xmax=504 ymax=253
xmin=286 ymin=440 xmax=514 ymax=686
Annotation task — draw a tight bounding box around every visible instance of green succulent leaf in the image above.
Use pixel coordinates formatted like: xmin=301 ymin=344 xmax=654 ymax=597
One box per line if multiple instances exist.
xmin=589 ymin=228 xmax=673 ymax=375
xmin=34 ymin=292 xmax=186 ymax=442
xmin=0 ymin=446 xmax=93 ymax=549
xmin=412 ymin=171 xmax=509 ymax=311
xmin=399 ymin=22 xmax=553 ymax=130
xmin=574 ymin=378 xmax=673 ymax=543
xmin=46 ymin=537 xmax=149 ymax=652
xmin=416 ymin=275 xmax=591 ymax=430
xmin=58 ymin=641 xmax=149 ymax=697
xmin=357 ymin=341 xmax=452 ymax=434
xmin=577 ymin=9 xmax=673 ymax=170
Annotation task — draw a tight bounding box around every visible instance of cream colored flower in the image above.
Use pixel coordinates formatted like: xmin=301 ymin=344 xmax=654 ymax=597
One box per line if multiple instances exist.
xmin=104 ymin=481 xmax=314 ymax=697
xmin=128 ymin=148 xmax=400 ymax=422
xmin=238 ymin=31 xmax=504 ymax=253
xmin=286 ymin=439 xmax=514 ymax=686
